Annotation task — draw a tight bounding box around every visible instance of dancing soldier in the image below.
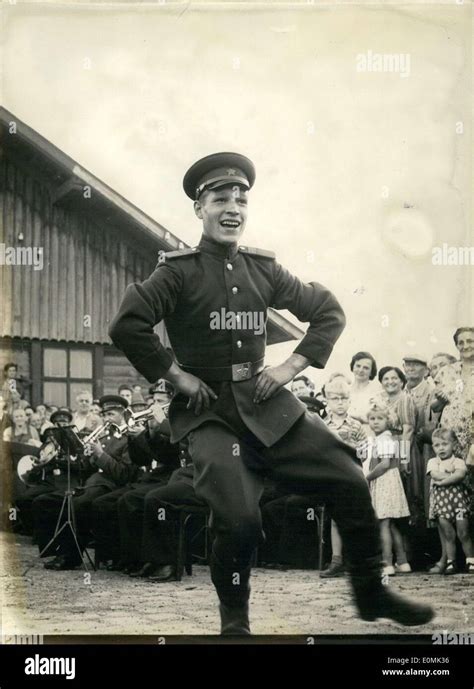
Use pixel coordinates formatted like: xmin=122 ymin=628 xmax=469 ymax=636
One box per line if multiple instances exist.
xmin=110 ymin=152 xmax=434 ymax=634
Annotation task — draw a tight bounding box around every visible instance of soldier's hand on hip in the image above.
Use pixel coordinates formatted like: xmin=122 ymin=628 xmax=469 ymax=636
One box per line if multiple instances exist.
xmin=253 ymin=364 xmax=295 ymax=404
xmin=173 ymin=370 xmax=217 ymax=416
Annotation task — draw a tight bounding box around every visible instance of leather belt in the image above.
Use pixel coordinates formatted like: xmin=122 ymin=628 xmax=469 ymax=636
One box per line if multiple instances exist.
xmin=181 ymin=358 xmax=265 ymax=382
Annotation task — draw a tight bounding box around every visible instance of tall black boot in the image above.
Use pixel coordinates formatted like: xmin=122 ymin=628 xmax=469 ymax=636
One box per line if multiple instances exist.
xmin=210 ymin=550 xmax=252 ymax=635
xmin=219 ymin=602 xmax=251 ymax=636
xmin=350 ymin=558 xmax=434 ymax=626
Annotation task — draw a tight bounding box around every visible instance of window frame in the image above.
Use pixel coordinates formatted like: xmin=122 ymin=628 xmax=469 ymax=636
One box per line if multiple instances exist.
xmin=42 ymin=343 xmax=95 ymax=407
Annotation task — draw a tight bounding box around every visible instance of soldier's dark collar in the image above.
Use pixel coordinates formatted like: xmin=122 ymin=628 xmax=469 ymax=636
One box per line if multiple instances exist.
xmin=198 ymin=235 xmax=239 ymax=260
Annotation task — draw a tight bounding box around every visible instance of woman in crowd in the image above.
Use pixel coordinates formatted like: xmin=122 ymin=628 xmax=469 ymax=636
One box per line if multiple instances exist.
xmin=29 ymin=412 xmax=54 ymax=439
xmin=429 ymin=353 xmax=457 ymax=381
xmin=454 ymin=327 xmax=474 ymax=375
xmin=3 ymin=407 xmax=41 ymax=446
xmin=453 ymin=328 xmax=473 ymax=458
xmin=348 ymin=351 xmax=380 ymax=426
xmin=376 ymin=366 xmax=424 ymax=525
xmin=434 ymin=365 xmax=471 ymax=462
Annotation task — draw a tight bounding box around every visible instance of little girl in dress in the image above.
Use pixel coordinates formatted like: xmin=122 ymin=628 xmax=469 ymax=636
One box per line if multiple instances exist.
xmin=364 ymin=401 xmax=411 ymax=577
xmin=427 ymin=427 xmax=473 ymax=575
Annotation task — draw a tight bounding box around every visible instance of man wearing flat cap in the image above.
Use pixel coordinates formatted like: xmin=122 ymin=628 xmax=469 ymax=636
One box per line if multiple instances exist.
xmin=110 ymin=152 xmax=433 ymax=633
xmin=403 ymin=354 xmax=437 ymax=528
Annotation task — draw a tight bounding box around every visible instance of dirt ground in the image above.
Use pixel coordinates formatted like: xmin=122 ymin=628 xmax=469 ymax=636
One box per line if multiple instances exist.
xmin=1 ymin=533 xmax=473 ymax=639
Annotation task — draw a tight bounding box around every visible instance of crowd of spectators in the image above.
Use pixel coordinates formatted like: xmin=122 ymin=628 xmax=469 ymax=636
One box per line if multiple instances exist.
xmin=2 ymin=325 xmax=473 ymax=578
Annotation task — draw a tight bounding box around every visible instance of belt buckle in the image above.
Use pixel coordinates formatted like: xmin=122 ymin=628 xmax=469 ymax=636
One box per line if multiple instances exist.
xmin=232 ymin=362 xmax=251 ymax=382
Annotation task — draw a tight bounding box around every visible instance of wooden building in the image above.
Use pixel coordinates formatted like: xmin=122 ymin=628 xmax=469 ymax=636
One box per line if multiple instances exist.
xmin=0 ymin=107 xmax=302 ymax=407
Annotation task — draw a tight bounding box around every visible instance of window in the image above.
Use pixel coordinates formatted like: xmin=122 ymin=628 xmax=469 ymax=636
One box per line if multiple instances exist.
xmin=42 ymin=346 xmax=94 ymax=408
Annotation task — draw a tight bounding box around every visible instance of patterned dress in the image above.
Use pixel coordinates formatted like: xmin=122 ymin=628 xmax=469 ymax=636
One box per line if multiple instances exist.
xmin=439 ymin=393 xmax=471 ymax=461
xmin=374 ymin=391 xmax=424 ymax=524
xmin=426 ymin=456 xmax=470 ymax=522
xmin=368 ymin=431 xmax=410 ymax=520
xmin=440 ymin=367 xmax=474 ymax=518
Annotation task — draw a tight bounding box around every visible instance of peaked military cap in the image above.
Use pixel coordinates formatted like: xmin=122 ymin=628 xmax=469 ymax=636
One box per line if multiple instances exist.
xmin=149 ymin=379 xmax=173 ymax=395
xmin=50 ymin=407 xmax=73 ymax=424
xmin=183 ymin=152 xmax=256 ymax=200
xmin=99 ymin=394 xmax=129 ymax=412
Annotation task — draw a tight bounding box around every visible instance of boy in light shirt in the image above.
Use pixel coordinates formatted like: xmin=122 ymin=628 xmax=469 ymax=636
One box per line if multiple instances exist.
xmin=320 ymin=375 xmax=367 ymax=578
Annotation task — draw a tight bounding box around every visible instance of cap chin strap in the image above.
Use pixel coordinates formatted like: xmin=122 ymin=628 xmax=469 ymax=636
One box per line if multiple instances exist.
xmin=196 ymin=176 xmax=249 ymax=199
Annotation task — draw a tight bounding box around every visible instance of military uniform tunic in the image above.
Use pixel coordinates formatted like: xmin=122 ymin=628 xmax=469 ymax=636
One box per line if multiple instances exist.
xmin=110 ymin=235 xmax=346 ymax=447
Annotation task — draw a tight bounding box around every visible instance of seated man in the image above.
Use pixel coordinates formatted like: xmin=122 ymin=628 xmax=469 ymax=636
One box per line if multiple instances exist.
xmin=126 ymin=456 xmax=204 ymax=582
xmin=14 ymin=439 xmax=57 ymax=535
xmin=35 ymin=395 xmax=137 ymax=570
xmin=91 ymin=385 xmax=179 ymax=570
xmin=31 ymin=407 xmax=95 ymax=552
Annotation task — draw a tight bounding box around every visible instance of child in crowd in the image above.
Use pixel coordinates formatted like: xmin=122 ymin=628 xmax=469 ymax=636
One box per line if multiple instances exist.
xmin=427 ymin=427 xmax=473 ymax=575
xmin=320 ymin=375 xmax=367 ymax=578
xmin=364 ymin=401 xmax=411 ymax=577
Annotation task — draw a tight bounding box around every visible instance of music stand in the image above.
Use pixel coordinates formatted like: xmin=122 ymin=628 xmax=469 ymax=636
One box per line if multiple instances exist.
xmin=39 ymin=426 xmax=95 ymax=571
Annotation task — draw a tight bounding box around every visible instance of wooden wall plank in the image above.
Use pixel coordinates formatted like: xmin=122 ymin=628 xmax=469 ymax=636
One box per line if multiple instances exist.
xmin=75 ymin=215 xmax=85 ymax=343
xmin=0 ymin=157 xmax=6 ymax=334
xmin=65 ymin=213 xmax=76 ymax=341
xmin=84 ymin=224 xmax=94 ymax=343
xmin=12 ymin=165 xmax=23 ymax=337
xmin=22 ymin=173 xmax=34 ymax=340
xmin=58 ymin=214 xmax=67 ymax=339
xmin=1 ymin=155 xmax=173 ymax=346
xmin=2 ymin=162 xmax=15 ymax=338
xmin=38 ymin=182 xmax=50 ymax=340
xmin=31 ymin=180 xmax=43 ymax=340
xmin=49 ymin=209 xmax=59 ymax=340
xmin=100 ymin=229 xmax=108 ymax=345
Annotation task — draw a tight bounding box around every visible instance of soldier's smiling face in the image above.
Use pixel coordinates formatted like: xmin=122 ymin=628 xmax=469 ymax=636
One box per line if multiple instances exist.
xmin=194 ymin=184 xmax=248 ymax=244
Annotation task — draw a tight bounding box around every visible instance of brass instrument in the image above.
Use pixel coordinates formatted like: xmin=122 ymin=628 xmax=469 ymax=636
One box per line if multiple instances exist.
xmin=16 ymin=436 xmax=60 ymax=483
xmin=81 ymin=421 xmax=120 ymax=456
xmin=17 ymin=455 xmax=39 ymax=484
xmin=79 ymin=405 xmax=171 ymax=454
xmin=124 ymin=403 xmax=170 ymax=430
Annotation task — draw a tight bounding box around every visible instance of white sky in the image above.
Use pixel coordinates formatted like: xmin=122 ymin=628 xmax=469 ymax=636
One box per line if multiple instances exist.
xmin=2 ymin=1 xmax=472 ymax=384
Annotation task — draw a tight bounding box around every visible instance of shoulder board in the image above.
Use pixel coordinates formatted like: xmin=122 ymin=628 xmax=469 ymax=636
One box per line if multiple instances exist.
xmin=238 ymin=246 xmax=276 ymax=259
xmin=158 ymin=247 xmax=200 ymax=264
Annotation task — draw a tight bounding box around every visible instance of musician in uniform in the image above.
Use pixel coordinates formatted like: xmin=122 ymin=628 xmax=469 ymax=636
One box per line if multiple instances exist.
xmin=35 ymin=395 xmax=137 ymax=570
xmin=110 ymin=152 xmax=434 ymax=633
xmin=91 ymin=386 xmax=180 ymax=570
xmin=125 ymin=444 xmax=202 ymax=581
xmin=14 ymin=407 xmax=73 ymax=535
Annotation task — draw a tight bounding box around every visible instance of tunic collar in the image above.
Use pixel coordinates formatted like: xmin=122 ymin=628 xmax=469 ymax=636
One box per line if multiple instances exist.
xmin=198 ymin=234 xmax=239 ymax=260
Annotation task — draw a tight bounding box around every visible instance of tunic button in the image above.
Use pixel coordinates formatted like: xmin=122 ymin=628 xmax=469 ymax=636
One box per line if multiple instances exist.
xmin=232 ymin=286 xmax=238 ymax=294
xmin=226 ymin=263 xmax=233 ymax=271
xmin=236 ymin=340 xmax=242 ymax=348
